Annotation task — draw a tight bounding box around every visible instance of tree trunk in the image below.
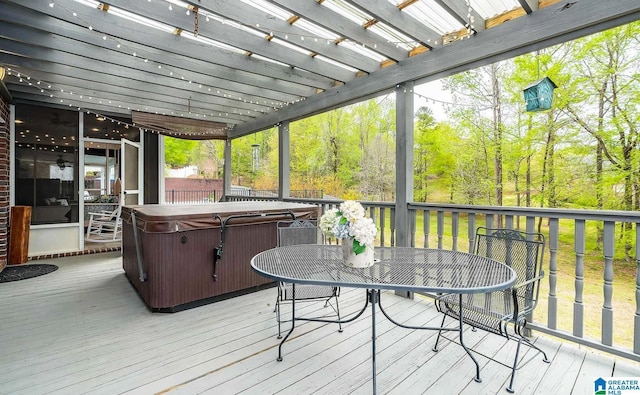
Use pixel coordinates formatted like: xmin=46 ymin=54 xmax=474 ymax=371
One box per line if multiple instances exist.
xmin=538 ymin=119 xmax=555 ymax=233
xmin=491 ymin=64 xmax=503 ymax=208
xmin=547 ymin=113 xmax=557 ymax=208
xmin=491 ymin=64 xmax=503 ymax=228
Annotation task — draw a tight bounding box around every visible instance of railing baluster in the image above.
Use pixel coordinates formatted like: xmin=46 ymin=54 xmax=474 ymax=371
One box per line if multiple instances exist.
xmin=380 ymin=207 xmax=386 ymax=247
xmin=209 ymin=197 xmax=640 ymax=359
xmin=390 ymin=208 xmax=395 ymax=247
xmin=635 ymin=223 xmax=640 ymax=354
xmin=437 ymin=211 xmax=444 ymax=250
xmin=520 ymin=216 xmax=536 ymax=336
xmin=548 ymin=218 xmax=559 ymax=330
xmin=410 ymin=210 xmax=416 ymax=247
xmin=452 ymin=212 xmax=459 ymax=251
xmin=468 ymin=213 xmax=476 ymax=253
xmin=424 ymin=210 xmax=430 ymax=248
xmin=486 ymin=214 xmax=494 ymax=230
xmin=602 ymin=221 xmax=615 ymax=346
xmin=574 ymin=219 xmax=586 ymax=338
xmin=369 ymin=206 xmax=376 ymax=243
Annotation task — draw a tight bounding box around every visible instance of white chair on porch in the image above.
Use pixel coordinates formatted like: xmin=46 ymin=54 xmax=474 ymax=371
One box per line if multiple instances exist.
xmin=85 ymin=206 xmax=122 ymax=242
xmin=85 ymin=178 xmax=122 ymax=242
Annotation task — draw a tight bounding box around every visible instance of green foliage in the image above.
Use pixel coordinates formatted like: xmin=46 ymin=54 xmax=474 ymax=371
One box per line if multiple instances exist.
xmin=414 ymin=107 xmax=459 ymax=202
xmin=164 ymin=21 xmax=640 ymax=226
xmin=232 ymin=129 xmax=275 ymax=186
xmin=164 ymin=136 xmax=197 ymax=168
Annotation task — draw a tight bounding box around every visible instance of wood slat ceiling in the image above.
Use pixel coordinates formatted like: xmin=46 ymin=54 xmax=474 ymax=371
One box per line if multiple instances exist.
xmin=0 ymin=0 xmax=638 ymax=139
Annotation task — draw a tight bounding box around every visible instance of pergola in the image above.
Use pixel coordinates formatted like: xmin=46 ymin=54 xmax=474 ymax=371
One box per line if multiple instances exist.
xmin=1 ymin=0 xmax=639 ymax=245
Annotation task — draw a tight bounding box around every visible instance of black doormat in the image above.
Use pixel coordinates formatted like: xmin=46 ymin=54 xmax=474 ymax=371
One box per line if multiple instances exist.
xmin=0 ymin=264 xmax=58 ymax=283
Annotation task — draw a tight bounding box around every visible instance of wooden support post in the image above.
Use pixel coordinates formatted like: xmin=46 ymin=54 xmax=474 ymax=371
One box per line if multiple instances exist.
xmin=278 ymin=121 xmax=290 ymax=200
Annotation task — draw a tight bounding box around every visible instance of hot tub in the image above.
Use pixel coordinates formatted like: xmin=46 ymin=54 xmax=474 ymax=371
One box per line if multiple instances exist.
xmin=121 ymin=201 xmax=319 ymax=312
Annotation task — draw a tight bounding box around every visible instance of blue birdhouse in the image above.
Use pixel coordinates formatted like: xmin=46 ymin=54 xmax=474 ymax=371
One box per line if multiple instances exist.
xmin=523 ymin=77 xmax=557 ymax=112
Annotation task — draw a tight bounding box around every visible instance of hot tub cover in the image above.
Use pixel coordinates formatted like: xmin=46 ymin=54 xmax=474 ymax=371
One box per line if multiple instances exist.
xmin=121 ymin=201 xmax=319 ymax=233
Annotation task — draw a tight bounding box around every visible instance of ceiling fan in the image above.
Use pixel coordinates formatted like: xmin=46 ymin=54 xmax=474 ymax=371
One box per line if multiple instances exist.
xmin=56 ymin=155 xmax=70 ymax=170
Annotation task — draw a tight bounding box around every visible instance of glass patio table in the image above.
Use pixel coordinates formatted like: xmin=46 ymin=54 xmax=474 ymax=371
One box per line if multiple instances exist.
xmin=251 ymin=245 xmax=516 ymax=394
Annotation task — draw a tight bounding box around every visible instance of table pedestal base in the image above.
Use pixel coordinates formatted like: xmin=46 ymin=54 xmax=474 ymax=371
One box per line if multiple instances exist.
xmin=277 ymin=289 xmax=481 ymax=394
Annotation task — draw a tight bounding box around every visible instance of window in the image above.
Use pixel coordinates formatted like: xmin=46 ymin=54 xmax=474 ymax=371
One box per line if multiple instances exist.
xmin=15 ymin=104 xmax=79 ymax=224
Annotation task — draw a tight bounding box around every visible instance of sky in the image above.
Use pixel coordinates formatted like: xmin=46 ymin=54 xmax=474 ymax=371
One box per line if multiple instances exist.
xmin=413 ymin=79 xmax=452 ymax=121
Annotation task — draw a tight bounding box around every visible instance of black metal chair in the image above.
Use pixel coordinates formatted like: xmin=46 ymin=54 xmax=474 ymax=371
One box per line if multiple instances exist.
xmin=274 ymin=220 xmax=342 ymax=338
xmin=433 ymin=227 xmax=550 ymax=393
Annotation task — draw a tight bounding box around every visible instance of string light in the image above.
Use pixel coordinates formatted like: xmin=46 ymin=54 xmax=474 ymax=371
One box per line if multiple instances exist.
xmin=5 ymin=67 xmax=236 ymax=134
xmin=33 ymin=0 xmax=475 ymax=123
xmin=47 ymin=0 xmax=356 ymax=111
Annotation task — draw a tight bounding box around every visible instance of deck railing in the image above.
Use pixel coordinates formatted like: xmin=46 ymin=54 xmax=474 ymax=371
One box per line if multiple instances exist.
xmin=223 ymin=194 xmax=640 ymax=363
xmin=165 ymin=190 xmax=222 ymax=204
xmin=166 ymin=189 xmax=323 ymax=204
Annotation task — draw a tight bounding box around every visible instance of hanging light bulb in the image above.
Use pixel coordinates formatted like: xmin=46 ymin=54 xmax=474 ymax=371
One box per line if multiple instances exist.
xmin=49 ymin=1 xmax=54 ymax=7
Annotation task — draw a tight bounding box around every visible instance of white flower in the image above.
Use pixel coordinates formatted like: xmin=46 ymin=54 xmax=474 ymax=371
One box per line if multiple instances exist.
xmin=319 ymin=208 xmax=340 ymax=237
xmin=349 ymin=217 xmax=376 ymax=246
xmin=319 ymin=200 xmax=378 ymax=253
xmin=339 ymin=200 xmax=365 ymax=223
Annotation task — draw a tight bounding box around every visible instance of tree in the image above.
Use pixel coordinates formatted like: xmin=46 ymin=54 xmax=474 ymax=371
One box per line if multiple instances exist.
xmin=164 ymin=136 xmax=197 ymax=168
xmin=413 ymin=106 xmax=458 ymax=202
xmin=563 ymin=22 xmax=640 ymax=257
xmin=193 ymin=140 xmax=224 ymax=178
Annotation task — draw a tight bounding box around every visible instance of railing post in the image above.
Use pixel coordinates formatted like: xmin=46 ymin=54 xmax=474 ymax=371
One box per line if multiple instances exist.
xmin=574 ymin=219 xmax=585 ymax=338
xmin=548 ymin=218 xmax=559 ymax=330
xmin=602 ymin=221 xmax=614 ymax=346
xmin=171 ymin=190 xmax=175 ymax=204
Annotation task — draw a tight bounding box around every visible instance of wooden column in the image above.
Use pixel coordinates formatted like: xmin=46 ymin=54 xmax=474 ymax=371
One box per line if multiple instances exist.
xmin=0 ymin=96 xmax=9 ymax=270
xmin=223 ymin=139 xmax=232 ymax=197
xmin=395 ymin=82 xmax=414 ymax=248
xmin=395 ymin=82 xmax=414 ymax=298
xmin=278 ymin=121 xmax=290 ymax=200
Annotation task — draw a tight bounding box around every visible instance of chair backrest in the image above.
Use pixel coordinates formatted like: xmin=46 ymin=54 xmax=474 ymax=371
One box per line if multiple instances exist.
xmin=277 ymin=220 xmax=319 ymax=247
xmin=474 ymin=227 xmax=545 ymax=314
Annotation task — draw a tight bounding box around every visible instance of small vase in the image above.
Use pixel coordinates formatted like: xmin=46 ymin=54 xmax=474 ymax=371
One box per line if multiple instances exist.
xmin=341 ymin=238 xmax=375 ymax=268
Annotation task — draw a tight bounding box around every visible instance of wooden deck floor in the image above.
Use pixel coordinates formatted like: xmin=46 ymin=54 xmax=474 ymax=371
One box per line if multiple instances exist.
xmin=1 ymin=252 xmax=638 ymax=395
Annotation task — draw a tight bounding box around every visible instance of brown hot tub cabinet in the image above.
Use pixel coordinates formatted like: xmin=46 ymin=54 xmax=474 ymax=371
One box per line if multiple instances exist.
xmin=121 ymin=201 xmax=319 ymax=312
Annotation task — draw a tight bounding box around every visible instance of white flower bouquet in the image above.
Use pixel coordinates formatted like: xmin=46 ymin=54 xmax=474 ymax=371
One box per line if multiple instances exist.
xmin=320 ymin=200 xmax=377 ymax=255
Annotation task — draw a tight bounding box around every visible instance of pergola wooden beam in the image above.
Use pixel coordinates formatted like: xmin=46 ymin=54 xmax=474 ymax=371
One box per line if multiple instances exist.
xmin=230 ymin=0 xmax=640 ymax=138
xmin=343 ymin=0 xmax=442 ymax=47
xmin=266 ymin=0 xmax=409 ymax=61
